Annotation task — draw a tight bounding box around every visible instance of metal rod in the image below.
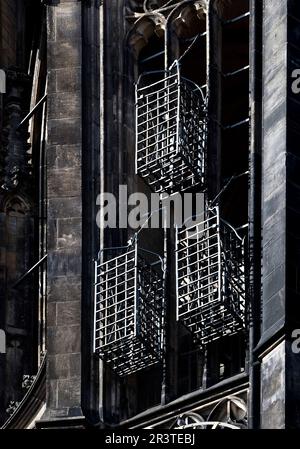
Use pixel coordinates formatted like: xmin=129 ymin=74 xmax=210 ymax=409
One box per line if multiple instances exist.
xmin=223 ymin=12 xmax=250 ymax=26
xmin=17 ymin=94 xmax=47 ymax=129
xmin=13 ymin=254 xmax=48 ymax=288
xmin=223 ymin=118 xmax=250 ymax=130
xmin=140 ymin=50 xmax=165 ymax=64
xmin=223 ymin=65 xmax=250 ymax=78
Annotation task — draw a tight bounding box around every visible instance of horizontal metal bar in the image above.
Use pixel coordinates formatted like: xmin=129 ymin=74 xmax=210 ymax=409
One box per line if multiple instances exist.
xmin=178 ymin=297 xmax=221 ymax=317
xmin=96 ymin=261 xmax=135 ymax=281
xmin=235 ymin=223 xmax=249 ymax=232
xmin=177 ymin=243 xmax=219 ymax=264
xmin=182 ymin=31 xmax=207 ymax=42
xmin=137 ymin=143 xmax=177 ymax=161
xmin=13 ymin=254 xmax=48 ymax=288
xmin=177 ymin=221 xmax=218 ymax=241
xmin=137 ymin=112 xmax=177 ymax=133
xmin=97 ymin=250 xmax=135 ymax=270
xmin=96 ymin=285 xmax=135 ymax=302
xmin=137 ymin=73 xmax=178 ymax=92
xmin=223 ymin=11 xmax=250 ymax=26
xmin=177 ymin=261 xmax=219 ymax=281
xmin=223 ymin=65 xmax=250 ymax=78
xmin=137 ymin=103 xmax=178 ymax=125
xmin=223 ymin=118 xmax=249 ymax=130
xmin=137 ymin=124 xmax=177 ymax=146
xmin=17 ymin=94 xmax=47 ymax=129
xmin=177 ymin=219 xmax=218 ymax=238
xmin=95 ymin=327 xmax=133 ymax=346
xmin=96 ymin=306 xmax=135 ymax=323
xmin=140 ymin=50 xmax=165 ymax=64
xmin=178 ymin=274 xmax=219 ymax=294
xmin=137 ymin=95 xmax=168 ymax=112
xmin=137 ymin=100 xmax=177 ymax=119
xmin=96 ymin=315 xmax=134 ymax=332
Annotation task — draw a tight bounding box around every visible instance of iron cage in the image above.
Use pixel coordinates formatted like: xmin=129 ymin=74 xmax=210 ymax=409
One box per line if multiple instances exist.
xmin=176 ymin=206 xmax=246 ymax=346
xmin=135 ymin=61 xmax=207 ymax=193
xmin=93 ymin=241 xmax=165 ymax=377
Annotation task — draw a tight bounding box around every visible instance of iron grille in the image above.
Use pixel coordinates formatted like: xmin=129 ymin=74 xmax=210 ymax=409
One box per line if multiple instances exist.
xmin=176 ymin=206 xmax=246 ymax=346
xmin=94 ymin=242 xmax=164 ymax=377
xmin=135 ymin=62 xmax=207 ymax=193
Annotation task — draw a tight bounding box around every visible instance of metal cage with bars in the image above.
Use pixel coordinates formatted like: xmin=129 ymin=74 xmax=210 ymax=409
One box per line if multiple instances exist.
xmin=176 ymin=206 xmax=246 ymax=346
xmin=93 ymin=241 xmax=165 ymax=377
xmin=135 ymin=61 xmax=207 ymax=193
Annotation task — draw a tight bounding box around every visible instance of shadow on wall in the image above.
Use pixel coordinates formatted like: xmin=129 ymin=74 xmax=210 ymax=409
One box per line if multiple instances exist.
xmin=0 ymin=330 xmax=6 ymax=354
xmin=0 ymin=70 xmax=5 ymax=93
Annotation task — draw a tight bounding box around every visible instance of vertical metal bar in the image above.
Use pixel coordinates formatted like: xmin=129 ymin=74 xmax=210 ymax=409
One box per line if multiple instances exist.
xmin=175 ymin=225 xmax=179 ymax=322
xmin=207 ymin=0 xmax=222 ymax=199
xmin=146 ymin=93 xmax=149 ymax=169
xmin=39 ymin=87 xmax=48 ymax=364
xmin=156 ymin=88 xmax=160 ymax=167
xmin=93 ymin=260 xmax=98 ymax=353
xmin=216 ymin=207 xmax=222 ymax=305
xmin=175 ymin=62 xmax=181 ymax=158
xmin=161 ymin=201 xmax=168 ymax=405
xmin=105 ymin=261 xmax=108 ymax=347
xmin=248 ymin=0 xmax=262 ymax=430
xmin=114 ymin=258 xmax=118 ymax=342
xmin=187 ymin=221 xmax=192 ymax=317
xmin=162 ymin=249 xmax=167 ymax=353
xmin=134 ymin=241 xmax=138 ymax=337
xmin=124 ymin=252 xmax=128 ymax=338
xmin=135 ymin=83 xmax=139 ymax=175
xmin=196 ymin=217 xmax=201 ymax=311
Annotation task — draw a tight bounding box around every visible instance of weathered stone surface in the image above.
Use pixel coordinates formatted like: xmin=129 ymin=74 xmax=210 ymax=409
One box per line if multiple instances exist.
xmin=56 ymin=301 xmax=81 ymax=326
xmin=48 ymin=42 xmax=81 ymax=70
xmin=47 ymin=303 xmax=57 ymax=327
xmin=47 ymin=119 xmax=81 ymax=146
xmin=259 ymin=0 xmax=300 ymax=429
xmin=47 ymin=325 xmax=81 ymax=355
xmin=261 ymin=342 xmax=285 ymax=429
xmin=45 ymin=0 xmax=83 ymax=421
xmin=57 ymin=378 xmax=81 ymax=408
xmin=48 ymin=353 xmax=81 ymax=380
xmin=48 ymin=197 xmax=82 ymax=219
xmin=48 ymin=168 xmax=82 ymax=198
xmin=56 ymin=68 xmax=81 ymax=93
xmin=48 ymin=92 xmax=81 ymax=120
xmin=47 ymin=248 xmax=82 ymax=277
xmin=0 ymin=0 xmax=17 ymax=67
xmin=47 ymin=277 xmax=81 ymax=303
xmin=261 ymin=0 xmax=287 ymax=337
xmin=56 ymin=10 xmax=81 ymax=42
xmin=57 ymin=218 xmax=82 ymax=249
xmin=47 ymin=145 xmax=81 ymax=170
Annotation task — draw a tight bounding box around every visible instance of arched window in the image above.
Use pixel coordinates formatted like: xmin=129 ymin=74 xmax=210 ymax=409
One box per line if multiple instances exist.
xmin=4 ymin=196 xmax=29 ymax=217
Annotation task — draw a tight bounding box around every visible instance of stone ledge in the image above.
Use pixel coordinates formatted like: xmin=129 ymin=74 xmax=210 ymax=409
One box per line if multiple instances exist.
xmin=36 ymin=415 xmax=87 ymax=430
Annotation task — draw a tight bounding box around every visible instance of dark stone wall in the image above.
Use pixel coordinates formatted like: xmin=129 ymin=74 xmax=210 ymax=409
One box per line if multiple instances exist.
xmin=260 ymin=342 xmax=285 ymax=428
xmin=259 ymin=0 xmax=287 ymax=428
xmin=0 ymin=198 xmax=35 ymax=423
xmin=46 ymin=0 xmax=83 ymax=419
xmin=287 ymin=0 xmax=300 ymax=328
xmin=0 ymin=0 xmax=17 ymax=67
xmin=261 ymin=0 xmax=287 ymax=342
xmin=259 ymin=0 xmax=300 ymax=429
xmin=0 ymin=0 xmax=45 ymax=419
xmin=285 ymin=0 xmax=300 ymax=428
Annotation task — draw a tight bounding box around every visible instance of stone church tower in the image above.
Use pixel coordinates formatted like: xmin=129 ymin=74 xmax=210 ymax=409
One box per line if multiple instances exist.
xmin=0 ymin=0 xmax=300 ymax=430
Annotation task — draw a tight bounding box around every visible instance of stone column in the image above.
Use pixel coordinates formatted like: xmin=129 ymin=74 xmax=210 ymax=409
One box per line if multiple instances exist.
xmin=258 ymin=0 xmax=300 ymax=429
xmin=40 ymin=0 xmax=84 ymax=427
